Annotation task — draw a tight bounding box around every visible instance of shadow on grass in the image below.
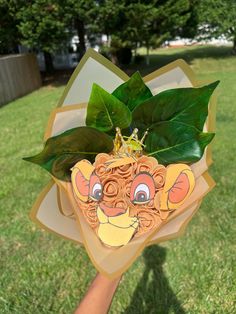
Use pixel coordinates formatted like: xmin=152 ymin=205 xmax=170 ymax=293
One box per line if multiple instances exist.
xmin=124 ymin=245 xmax=185 ymax=314
xmin=126 ymin=45 xmax=233 ymax=76
xmin=41 ymin=69 xmax=74 ymax=87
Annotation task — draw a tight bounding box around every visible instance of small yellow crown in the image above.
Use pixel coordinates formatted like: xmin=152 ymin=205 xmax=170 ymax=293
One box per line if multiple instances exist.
xmin=113 ymin=127 xmax=148 ymax=157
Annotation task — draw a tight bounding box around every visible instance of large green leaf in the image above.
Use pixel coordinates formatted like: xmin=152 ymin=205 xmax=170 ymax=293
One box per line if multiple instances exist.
xmin=86 ymin=83 xmax=132 ymax=132
xmin=23 ymin=127 xmax=114 ymax=181
xmin=112 ymin=71 xmax=153 ymax=111
xmin=132 ymin=81 xmax=219 ymax=132
xmin=144 ymin=121 xmax=215 ymax=164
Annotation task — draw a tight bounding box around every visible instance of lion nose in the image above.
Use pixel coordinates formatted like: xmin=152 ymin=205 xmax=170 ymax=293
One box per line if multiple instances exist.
xmin=114 ymin=199 xmax=126 ymax=209
xmin=100 ymin=203 xmax=126 ymax=217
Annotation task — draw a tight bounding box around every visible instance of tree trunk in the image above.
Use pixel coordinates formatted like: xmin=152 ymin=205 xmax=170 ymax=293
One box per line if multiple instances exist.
xmin=43 ymin=51 xmax=54 ymax=74
xmin=233 ymin=36 xmax=236 ymax=55
xmin=76 ymin=18 xmax=86 ymax=59
xmin=107 ymin=34 xmax=111 ymax=47
xmin=13 ymin=44 xmax=19 ymax=54
xmin=134 ymin=42 xmax=137 ymax=57
xmin=146 ymin=44 xmax=150 ymax=66
xmin=111 ymin=53 xmax=118 ymax=65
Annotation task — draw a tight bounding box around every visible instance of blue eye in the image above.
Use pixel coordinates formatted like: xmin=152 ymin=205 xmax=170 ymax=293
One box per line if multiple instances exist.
xmin=134 ymin=184 xmax=150 ymax=204
xmin=91 ymin=183 xmax=102 ymax=201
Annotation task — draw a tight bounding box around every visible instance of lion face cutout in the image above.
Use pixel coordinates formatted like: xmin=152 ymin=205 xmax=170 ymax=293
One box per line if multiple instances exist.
xmin=71 ymin=153 xmax=195 ymax=247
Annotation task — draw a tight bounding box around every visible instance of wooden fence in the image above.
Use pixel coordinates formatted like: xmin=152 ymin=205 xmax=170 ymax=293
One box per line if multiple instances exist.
xmin=0 ymin=53 xmax=42 ymax=106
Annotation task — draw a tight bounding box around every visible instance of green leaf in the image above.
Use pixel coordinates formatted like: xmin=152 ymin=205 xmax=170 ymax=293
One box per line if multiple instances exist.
xmin=132 ymin=81 xmax=219 ymax=132
xmin=23 ymin=127 xmax=114 ymax=181
xmin=86 ymin=83 xmax=132 ymax=132
xmin=144 ymin=121 xmax=215 ymax=164
xmin=112 ymin=71 xmax=153 ymax=111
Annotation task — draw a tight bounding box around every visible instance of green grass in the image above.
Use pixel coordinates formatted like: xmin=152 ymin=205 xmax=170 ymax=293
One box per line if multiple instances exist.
xmin=0 ymin=46 xmax=235 ymax=313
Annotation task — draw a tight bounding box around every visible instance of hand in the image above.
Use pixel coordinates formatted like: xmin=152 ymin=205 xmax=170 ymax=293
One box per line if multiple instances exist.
xmin=74 ymin=273 xmax=122 ymax=314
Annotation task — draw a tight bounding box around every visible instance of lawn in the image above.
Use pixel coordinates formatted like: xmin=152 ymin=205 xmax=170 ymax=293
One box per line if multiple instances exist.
xmin=0 ymin=45 xmax=235 ymax=313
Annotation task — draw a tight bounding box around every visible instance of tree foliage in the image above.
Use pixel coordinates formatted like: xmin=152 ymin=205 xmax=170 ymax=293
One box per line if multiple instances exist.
xmin=122 ymin=0 xmax=191 ymax=51
xmin=94 ymin=0 xmax=193 ymax=64
xmin=0 ymin=0 xmax=21 ymax=54
xmin=180 ymin=0 xmax=199 ymax=39
xmin=198 ymin=0 xmax=236 ymax=52
xmin=2 ymin=0 xmax=234 ymax=71
xmin=15 ymin=0 xmax=70 ymax=72
xmin=17 ymin=1 xmax=68 ymax=53
xmin=61 ymin=0 xmax=97 ymax=56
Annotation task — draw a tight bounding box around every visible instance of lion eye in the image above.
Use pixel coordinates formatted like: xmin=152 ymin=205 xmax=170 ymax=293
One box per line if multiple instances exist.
xmin=89 ymin=174 xmax=103 ymax=201
xmin=133 ymin=184 xmax=150 ymax=204
xmin=130 ymin=172 xmax=155 ymax=204
xmin=90 ymin=183 xmax=102 ymax=201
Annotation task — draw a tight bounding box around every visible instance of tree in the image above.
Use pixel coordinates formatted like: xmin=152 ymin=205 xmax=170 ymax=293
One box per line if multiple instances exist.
xmin=0 ymin=0 xmax=21 ymax=54
xmin=88 ymin=0 xmax=130 ymax=64
xmin=112 ymin=0 xmax=192 ymax=65
xmin=92 ymin=0 xmax=192 ymax=65
xmin=180 ymin=0 xmax=199 ymax=39
xmin=198 ymin=0 xmax=236 ymax=53
xmin=62 ymin=0 xmax=97 ymax=58
xmin=17 ymin=0 xmax=69 ymax=73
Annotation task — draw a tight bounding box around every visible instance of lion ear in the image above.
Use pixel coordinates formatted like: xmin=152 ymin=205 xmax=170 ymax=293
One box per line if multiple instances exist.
xmin=71 ymin=160 xmax=95 ymax=202
xmin=160 ymin=164 xmax=195 ymax=211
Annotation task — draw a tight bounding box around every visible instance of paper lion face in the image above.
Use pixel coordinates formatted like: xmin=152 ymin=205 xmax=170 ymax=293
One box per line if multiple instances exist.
xmin=71 ymin=153 xmax=195 ymax=247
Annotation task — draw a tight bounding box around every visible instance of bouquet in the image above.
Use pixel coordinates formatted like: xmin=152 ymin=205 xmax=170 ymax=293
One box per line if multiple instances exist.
xmin=24 ymin=49 xmax=219 ymax=278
